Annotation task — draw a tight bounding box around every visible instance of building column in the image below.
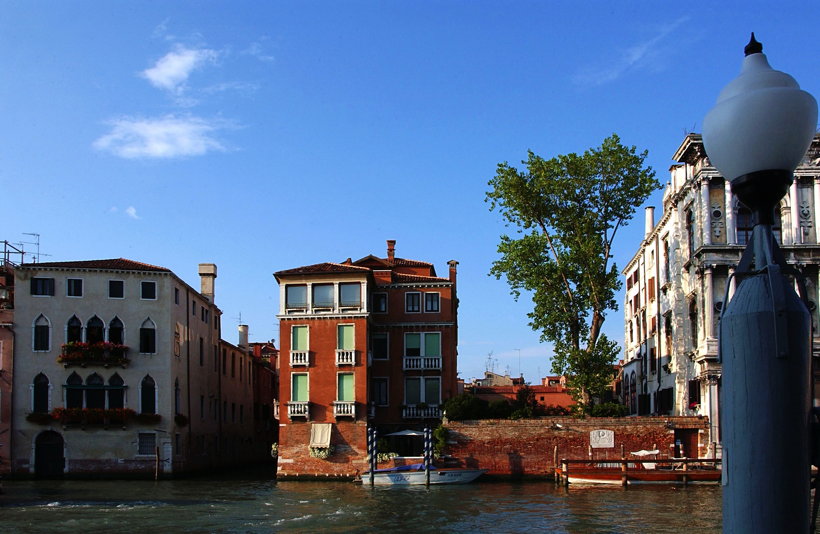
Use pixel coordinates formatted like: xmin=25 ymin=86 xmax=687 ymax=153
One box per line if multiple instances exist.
xmin=702 ymin=180 xmax=712 ymax=246
xmin=790 ymin=181 xmax=800 ymax=244
xmin=814 ymin=177 xmax=820 ymax=245
xmin=704 ymin=266 xmax=715 ymax=339
xmin=725 ymin=180 xmax=736 ymax=245
xmin=728 ymin=266 xmax=736 ymax=301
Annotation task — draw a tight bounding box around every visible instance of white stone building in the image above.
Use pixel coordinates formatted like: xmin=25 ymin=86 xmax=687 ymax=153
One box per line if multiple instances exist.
xmin=621 ymin=133 xmax=820 ymax=454
xmin=10 ymin=259 xmax=259 ymax=477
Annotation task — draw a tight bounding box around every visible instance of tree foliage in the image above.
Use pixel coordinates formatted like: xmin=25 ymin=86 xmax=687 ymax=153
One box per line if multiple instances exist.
xmin=486 ymin=134 xmax=658 ymax=406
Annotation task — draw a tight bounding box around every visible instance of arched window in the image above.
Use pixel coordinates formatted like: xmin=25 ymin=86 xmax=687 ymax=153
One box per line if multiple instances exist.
xmin=689 ymin=299 xmax=699 ymax=349
xmin=139 ymin=318 xmax=156 ymax=354
xmin=630 ymin=371 xmax=637 ymax=415
xmin=86 ymin=316 xmax=104 ymax=345
xmin=33 ymin=373 xmax=49 ymax=413
xmin=141 ymin=375 xmax=156 ymax=414
xmin=66 ymin=372 xmax=83 ymax=409
xmin=86 ymin=373 xmax=105 ymax=409
xmin=108 ymin=317 xmax=124 ymax=345
xmin=33 ymin=314 xmax=50 ymax=351
xmin=66 ymin=315 xmax=82 ymax=343
xmin=108 ymin=373 xmax=125 ymax=409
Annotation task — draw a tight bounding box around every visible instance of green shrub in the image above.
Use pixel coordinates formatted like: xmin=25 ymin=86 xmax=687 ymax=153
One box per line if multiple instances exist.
xmin=442 ymin=393 xmax=488 ymax=421
xmin=588 ymin=402 xmax=627 ymax=417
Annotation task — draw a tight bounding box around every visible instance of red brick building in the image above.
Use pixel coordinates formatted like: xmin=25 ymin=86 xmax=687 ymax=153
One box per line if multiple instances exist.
xmin=274 ymin=240 xmax=458 ymax=477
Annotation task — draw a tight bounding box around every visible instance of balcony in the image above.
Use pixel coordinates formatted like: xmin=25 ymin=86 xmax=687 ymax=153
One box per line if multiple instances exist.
xmin=287 ymin=402 xmax=310 ymax=419
xmin=290 ymin=351 xmax=309 ymax=366
xmin=333 ymin=401 xmax=356 ymax=418
xmin=336 ymin=349 xmax=356 ymax=366
xmin=695 ymin=338 xmax=719 ymax=363
xmin=58 ymin=342 xmax=130 ymax=368
xmin=402 ymin=404 xmax=441 ymax=419
xmin=403 ymin=356 xmax=442 ymax=370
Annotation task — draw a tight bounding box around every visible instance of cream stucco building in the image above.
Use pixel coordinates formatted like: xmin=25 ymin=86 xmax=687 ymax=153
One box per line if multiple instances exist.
xmin=622 ymin=133 xmax=820 ymax=455
xmin=11 ymin=259 xmax=260 ymax=477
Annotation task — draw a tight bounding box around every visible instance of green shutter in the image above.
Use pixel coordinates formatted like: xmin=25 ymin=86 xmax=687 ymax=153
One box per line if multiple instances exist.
xmin=424 ymin=333 xmax=440 ymax=357
xmin=337 ymin=325 xmax=354 ymax=350
xmin=338 ymin=373 xmax=354 ymax=401
xmin=405 ymin=333 xmax=420 ymax=356
xmin=292 ymin=374 xmax=308 ymax=402
xmin=292 ymin=326 xmax=307 ymax=351
xmin=425 ymin=377 xmax=440 ymax=405
xmin=405 ymin=378 xmax=421 ymax=404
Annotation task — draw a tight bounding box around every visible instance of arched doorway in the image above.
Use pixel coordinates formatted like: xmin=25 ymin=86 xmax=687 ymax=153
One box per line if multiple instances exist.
xmin=35 ymin=431 xmax=64 ymax=478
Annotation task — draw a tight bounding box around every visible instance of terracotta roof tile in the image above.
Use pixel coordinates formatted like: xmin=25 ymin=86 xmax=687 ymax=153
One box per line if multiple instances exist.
xmin=391 ymin=272 xmax=450 ymax=284
xmin=275 ymin=262 xmax=371 ymax=276
xmin=20 ymin=258 xmax=171 ymax=272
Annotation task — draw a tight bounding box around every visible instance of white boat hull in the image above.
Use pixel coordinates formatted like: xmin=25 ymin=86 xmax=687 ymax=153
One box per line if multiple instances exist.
xmin=365 ymin=468 xmax=486 ymax=486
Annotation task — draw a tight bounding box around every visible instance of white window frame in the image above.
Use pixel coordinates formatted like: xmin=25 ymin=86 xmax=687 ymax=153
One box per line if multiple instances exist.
xmin=66 ymin=278 xmax=83 ymax=298
xmin=137 ymin=432 xmax=157 ymax=456
xmin=424 ymin=292 xmax=440 ymax=313
xmin=371 ymin=332 xmax=389 ymax=360
xmin=31 ymin=277 xmax=55 ymax=297
xmin=373 ymin=292 xmax=388 ymax=313
xmin=404 ymin=376 xmax=441 ymax=405
xmin=32 ymin=314 xmax=51 ymax=352
xmin=108 ymin=279 xmax=125 ymax=299
xmin=404 ymin=332 xmax=441 ymax=357
xmin=291 ymin=372 xmax=310 ymax=402
xmin=405 ymin=292 xmax=421 ymax=313
xmin=140 ymin=281 xmax=157 ymax=301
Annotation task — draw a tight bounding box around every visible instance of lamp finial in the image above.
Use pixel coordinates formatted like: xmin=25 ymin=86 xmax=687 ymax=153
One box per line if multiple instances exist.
xmin=745 ymin=33 xmax=763 ymax=56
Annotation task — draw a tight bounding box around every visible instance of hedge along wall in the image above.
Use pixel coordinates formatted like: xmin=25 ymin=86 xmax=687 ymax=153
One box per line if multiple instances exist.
xmin=443 ymin=417 xmax=711 ymax=478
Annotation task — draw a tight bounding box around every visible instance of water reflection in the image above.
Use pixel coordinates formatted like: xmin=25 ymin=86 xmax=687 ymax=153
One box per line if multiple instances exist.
xmin=1 ymin=472 xmax=721 ymax=533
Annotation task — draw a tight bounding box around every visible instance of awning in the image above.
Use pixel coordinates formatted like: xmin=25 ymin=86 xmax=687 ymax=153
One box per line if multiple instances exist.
xmin=385 ymin=430 xmax=425 ymax=437
xmin=309 ymin=423 xmax=332 ymax=448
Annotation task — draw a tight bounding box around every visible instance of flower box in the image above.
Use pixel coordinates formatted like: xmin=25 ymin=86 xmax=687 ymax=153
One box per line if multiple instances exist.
xmin=58 ymin=342 xmax=130 ymax=367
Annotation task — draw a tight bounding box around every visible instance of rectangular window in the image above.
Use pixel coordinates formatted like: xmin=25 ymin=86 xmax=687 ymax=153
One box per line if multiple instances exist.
xmin=312 ymin=284 xmax=334 ymax=308
xmin=109 ymin=280 xmax=124 ymax=299
xmin=373 ymin=293 xmax=387 ymax=313
xmin=372 ymin=333 xmax=388 ymax=359
xmin=141 ymin=281 xmax=157 ymax=300
xmin=292 ymin=325 xmax=308 ymax=351
xmin=175 ymin=287 xmax=180 ymax=305
xmin=66 ymin=278 xmax=83 ymax=297
xmin=405 ymin=332 xmax=439 ymax=357
xmin=192 ymin=301 xmax=197 ymax=316
xmin=138 ymin=433 xmax=157 ymax=455
xmin=31 ymin=277 xmax=55 ymax=296
xmin=292 ymin=373 xmax=308 ymax=402
xmin=339 ymin=283 xmax=361 ymax=307
xmin=338 ymin=373 xmax=354 ymax=402
xmin=337 ymin=325 xmax=354 ymax=350
xmin=285 ymin=285 xmax=307 ymax=309
xmin=372 ymin=377 xmax=389 ymax=406
xmin=647 ymin=278 xmax=656 ymax=301
xmin=200 ymin=395 xmax=205 ymax=420
xmin=424 ymin=293 xmax=440 ymax=312
xmin=405 ymin=377 xmax=440 ymax=405
xmin=405 ymin=292 xmax=420 ymax=313
xmin=199 ymin=337 xmax=204 ymax=366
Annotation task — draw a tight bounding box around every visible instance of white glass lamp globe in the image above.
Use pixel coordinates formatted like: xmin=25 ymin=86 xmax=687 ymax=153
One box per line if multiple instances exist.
xmin=702 ymin=35 xmax=817 ymax=184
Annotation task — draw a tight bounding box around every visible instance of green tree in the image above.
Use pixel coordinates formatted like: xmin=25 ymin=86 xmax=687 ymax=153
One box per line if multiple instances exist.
xmin=486 ymin=134 xmax=658 ymax=407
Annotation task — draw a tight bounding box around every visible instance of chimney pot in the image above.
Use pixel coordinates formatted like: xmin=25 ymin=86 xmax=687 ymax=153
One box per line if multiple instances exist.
xmin=198 ymin=263 xmax=217 ymax=302
xmin=387 ymin=240 xmax=396 ymax=261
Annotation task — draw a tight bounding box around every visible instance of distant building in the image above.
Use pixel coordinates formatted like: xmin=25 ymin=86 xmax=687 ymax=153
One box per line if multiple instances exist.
xmin=467 ymin=373 xmax=574 ymax=411
xmin=621 ymin=134 xmax=820 ymax=456
xmin=274 ymin=240 xmax=458 ymax=477
xmin=0 ymin=242 xmax=20 ymax=474
xmin=10 ymin=258 xmax=269 ymax=477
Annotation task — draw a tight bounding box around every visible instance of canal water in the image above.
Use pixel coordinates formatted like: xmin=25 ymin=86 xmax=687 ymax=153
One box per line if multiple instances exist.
xmin=0 ymin=470 xmax=721 ymax=533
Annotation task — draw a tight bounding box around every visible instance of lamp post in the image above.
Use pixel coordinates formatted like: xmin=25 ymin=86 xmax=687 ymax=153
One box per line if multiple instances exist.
xmin=703 ymin=34 xmax=817 ymax=533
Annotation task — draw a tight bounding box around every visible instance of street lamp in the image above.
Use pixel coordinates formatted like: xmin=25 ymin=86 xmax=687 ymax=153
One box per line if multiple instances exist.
xmin=703 ymin=34 xmax=817 ymax=533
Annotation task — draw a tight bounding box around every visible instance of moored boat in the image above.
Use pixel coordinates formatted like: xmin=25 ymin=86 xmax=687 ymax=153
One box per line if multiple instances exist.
xmin=362 ymin=463 xmax=487 ymax=486
xmin=555 ymin=457 xmax=721 ymax=486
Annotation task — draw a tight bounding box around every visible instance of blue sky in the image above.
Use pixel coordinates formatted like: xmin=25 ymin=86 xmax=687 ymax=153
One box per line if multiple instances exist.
xmin=3 ymin=2 xmax=818 ymax=382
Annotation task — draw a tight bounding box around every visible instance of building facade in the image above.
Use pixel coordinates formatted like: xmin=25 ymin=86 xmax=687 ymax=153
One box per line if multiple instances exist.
xmin=622 ymin=134 xmax=820 ymax=455
xmin=10 ymin=258 xmax=268 ymax=477
xmin=0 ymin=244 xmax=18 ymax=474
xmin=274 ymin=240 xmax=458 ymax=477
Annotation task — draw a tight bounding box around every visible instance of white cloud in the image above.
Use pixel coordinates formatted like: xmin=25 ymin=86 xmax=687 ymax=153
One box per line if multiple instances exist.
xmin=141 ymin=45 xmax=218 ymax=94
xmin=243 ymin=40 xmax=275 ymax=63
xmin=93 ymin=115 xmax=227 ymax=159
xmin=125 ymin=206 xmax=140 ymax=219
xmin=573 ymin=17 xmax=689 ymax=87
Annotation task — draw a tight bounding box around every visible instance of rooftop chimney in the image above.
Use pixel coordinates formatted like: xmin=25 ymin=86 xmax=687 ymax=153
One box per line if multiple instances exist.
xmin=448 ymin=260 xmax=459 ymax=283
xmin=645 ymin=207 xmax=655 ymax=239
xmin=387 ymin=239 xmax=396 ymax=261
xmin=198 ymin=263 xmax=217 ymax=302
xmin=238 ymin=324 xmax=248 ymax=349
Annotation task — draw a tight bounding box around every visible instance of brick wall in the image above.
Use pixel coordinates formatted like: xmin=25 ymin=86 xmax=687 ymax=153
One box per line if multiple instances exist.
xmin=277 ymin=420 xmax=368 ymax=479
xmin=443 ymin=417 xmax=710 ymax=478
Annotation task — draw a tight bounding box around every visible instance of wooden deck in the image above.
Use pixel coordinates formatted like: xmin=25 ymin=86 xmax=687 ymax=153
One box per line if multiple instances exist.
xmin=555 ymin=458 xmax=722 ymax=486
